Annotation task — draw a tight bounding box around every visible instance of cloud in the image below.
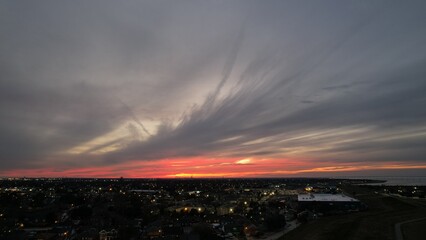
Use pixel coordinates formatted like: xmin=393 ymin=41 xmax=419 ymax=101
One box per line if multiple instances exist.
xmin=1 ymin=0 xmax=426 ymax=172
xmin=101 ymin=1 xmax=426 ymax=166
xmin=235 ymin=159 xmax=252 ymax=165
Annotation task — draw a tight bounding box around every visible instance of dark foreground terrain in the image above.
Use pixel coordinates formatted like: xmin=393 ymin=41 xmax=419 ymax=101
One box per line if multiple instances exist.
xmin=1 ymin=178 xmax=424 ymax=239
xmin=281 ymin=184 xmax=426 ymax=240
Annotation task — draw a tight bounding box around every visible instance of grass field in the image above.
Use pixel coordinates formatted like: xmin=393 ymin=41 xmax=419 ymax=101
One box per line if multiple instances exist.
xmin=279 ymin=185 xmax=426 ymax=240
xmin=402 ymin=219 xmax=426 ymax=240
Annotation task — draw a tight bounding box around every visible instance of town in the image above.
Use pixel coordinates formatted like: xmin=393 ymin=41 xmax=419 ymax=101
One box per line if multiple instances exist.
xmin=0 ymin=177 xmax=390 ymax=240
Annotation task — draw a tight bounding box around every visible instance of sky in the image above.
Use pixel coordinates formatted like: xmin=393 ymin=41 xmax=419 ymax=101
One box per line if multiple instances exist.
xmin=1 ymin=0 xmax=426 ymax=178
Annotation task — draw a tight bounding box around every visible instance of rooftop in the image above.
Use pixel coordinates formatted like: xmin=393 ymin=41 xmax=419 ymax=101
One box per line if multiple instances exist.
xmin=298 ymin=193 xmax=359 ymax=202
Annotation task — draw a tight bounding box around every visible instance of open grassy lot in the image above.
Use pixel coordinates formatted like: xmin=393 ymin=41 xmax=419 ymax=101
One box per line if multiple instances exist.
xmin=402 ymin=219 xmax=426 ymax=240
xmin=280 ymin=185 xmax=426 ymax=240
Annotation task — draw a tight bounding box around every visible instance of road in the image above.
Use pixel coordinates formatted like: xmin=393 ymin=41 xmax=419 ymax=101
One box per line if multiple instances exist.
xmin=394 ymin=217 xmax=426 ymax=240
xmin=248 ymin=220 xmax=300 ymax=240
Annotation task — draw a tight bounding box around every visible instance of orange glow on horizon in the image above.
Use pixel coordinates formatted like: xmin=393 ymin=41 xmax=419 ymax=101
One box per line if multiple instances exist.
xmin=1 ymin=157 xmax=425 ymax=178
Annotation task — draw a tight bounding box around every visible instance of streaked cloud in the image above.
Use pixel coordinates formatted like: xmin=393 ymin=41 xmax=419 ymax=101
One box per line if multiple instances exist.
xmin=1 ymin=0 xmax=425 ymax=177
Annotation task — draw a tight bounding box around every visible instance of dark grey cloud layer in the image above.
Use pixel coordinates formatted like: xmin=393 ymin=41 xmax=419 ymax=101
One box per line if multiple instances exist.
xmin=1 ymin=0 xmax=426 ymax=171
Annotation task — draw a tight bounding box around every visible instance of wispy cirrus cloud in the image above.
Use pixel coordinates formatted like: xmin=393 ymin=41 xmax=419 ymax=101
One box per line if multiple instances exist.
xmin=1 ymin=0 xmax=426 ymax=177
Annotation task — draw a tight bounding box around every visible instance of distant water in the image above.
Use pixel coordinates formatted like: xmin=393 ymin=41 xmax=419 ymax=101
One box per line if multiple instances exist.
xmin=349 ymin=176 xmax=426 ymax=186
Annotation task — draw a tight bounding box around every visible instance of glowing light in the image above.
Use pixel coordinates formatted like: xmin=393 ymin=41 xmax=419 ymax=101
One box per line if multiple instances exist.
xmin=235 ymin=158 xmax=251 ymax=165
xmin=1 ymin=156 xmax=425 ymax=178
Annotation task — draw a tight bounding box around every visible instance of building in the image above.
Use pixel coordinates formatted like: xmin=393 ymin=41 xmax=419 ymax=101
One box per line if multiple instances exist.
xmin=298 ymin=193 xmax=363 ymax=213
xmin=99 ymin=229 xmax=117 ymax=240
